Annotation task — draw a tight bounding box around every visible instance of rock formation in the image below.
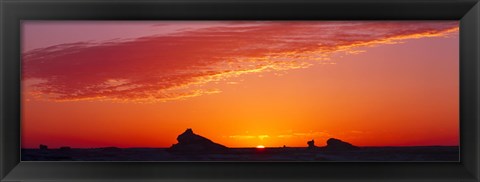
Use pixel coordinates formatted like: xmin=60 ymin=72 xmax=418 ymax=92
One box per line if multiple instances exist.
xmin=59 ymin=146 xmax=71 ymax=151
xmin=39 ymin=144 xmax=48 ymax=150
xmin=307 ymin=139 xmax=317 ymax=150
xmin=168 ymin=128 xmax=228 ymax=153
xmin=325 ymin=138 xmax=359 ymax=151
xmin=100 ymin=147 xmax=120 ymax=152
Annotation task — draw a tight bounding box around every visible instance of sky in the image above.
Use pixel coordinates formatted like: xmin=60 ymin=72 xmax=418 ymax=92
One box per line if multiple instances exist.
xmin=21 ymin=21 xmax=459 ymax=148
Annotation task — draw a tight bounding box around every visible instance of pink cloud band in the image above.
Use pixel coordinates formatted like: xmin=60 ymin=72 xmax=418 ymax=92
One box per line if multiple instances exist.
xmin=22 ymin=21 xmax=458 ymax=103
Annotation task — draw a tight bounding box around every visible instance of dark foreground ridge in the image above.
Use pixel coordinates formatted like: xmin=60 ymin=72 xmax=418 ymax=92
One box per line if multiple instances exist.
xmin=22 ymin=128 xmax=459 ymax=161
xmin=168 ymin=128 xmax=228 ymax=154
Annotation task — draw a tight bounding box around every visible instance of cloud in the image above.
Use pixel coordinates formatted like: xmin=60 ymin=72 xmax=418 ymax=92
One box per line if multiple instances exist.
xmin=228 ymin=135 xmax=256 ymax=139
xmin=350 ymin=130 xmax=365 ymax=134
xmin=22 ymin=21 xmax=458 ymax=103
xmin=228 ymin=134 xmax=270 ymax=140
xmin=229 ymin=130 xmax=330 ymax=140
xmin=292 ymin=131 xmax=331 ymax=138
xmin=277 ymin=134 xmax=293 ymax=138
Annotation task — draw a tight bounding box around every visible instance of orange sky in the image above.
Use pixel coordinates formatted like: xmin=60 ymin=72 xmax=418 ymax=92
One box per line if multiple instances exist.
xmin=21 ymin=21 xmax=459 ymax=148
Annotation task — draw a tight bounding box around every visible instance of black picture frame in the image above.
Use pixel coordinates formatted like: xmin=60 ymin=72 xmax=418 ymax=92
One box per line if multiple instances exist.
xmin=1 ymin=0 xmax=479 ymax=181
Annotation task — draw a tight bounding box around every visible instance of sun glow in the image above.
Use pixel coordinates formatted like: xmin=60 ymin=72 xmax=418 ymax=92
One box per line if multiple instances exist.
xmin=21 ymin=21 xmax=460 ymax=150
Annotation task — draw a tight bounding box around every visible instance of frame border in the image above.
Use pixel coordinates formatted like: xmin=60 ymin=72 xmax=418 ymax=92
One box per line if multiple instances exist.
xmin=1 ymin=0 xmax=479 ymax=181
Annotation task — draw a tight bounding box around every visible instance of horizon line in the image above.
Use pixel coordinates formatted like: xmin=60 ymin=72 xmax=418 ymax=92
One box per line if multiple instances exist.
xmin=21 ymin=145 xmax=460 ymax=150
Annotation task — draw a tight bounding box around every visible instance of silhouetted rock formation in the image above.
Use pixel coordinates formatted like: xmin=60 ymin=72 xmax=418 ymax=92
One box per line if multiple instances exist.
xmin=39 ymin=144 xmax=48 ymax=150
xmin=100 ymin=147 xmax=120 ymax=152
xmin=325 ymin=138 xmax=359 ymax=151
xmin=169 ymin=128 xmax=228 ymax=153
xmin=307 ymin=139 xmax=317 ymax=150
xmin=60 ymin=146 xmax=71 ymax=151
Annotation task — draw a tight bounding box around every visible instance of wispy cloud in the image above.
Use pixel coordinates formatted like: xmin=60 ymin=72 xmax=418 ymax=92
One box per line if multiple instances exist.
xmin=291 ymin=131 xmax=331 ymax=138
xmin=22 ymin=21 xmax=458 ymax=103
xmin=229 ymin=130 xmax=331 ymax=140
xmin=229 ymin=135 xmax=265 ymax=140
xmin=228 ymin=135 xmax=255 ymax=139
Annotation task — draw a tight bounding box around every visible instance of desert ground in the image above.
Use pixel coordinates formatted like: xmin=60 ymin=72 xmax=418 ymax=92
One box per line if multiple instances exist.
xmin=22 ymin=146 xmax=459 ymax=161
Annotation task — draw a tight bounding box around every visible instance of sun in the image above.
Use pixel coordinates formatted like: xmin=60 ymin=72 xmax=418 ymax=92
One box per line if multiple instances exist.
xmin=256 ymin=145 xmax=265 ymax=149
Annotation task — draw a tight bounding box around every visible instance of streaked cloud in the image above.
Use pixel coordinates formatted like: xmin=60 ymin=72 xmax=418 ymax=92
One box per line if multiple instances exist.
xmin=22 ymin=21 xmax=458 ymax=103
xmin=229 ymin=130 xmax=330 ymax=141
xmin=229 ymin=135 xmax=259 ymax=139
xmin=292 ymin=131 xmax=331 ymax=138
xmin=228 ymin=134 xmax=270 ymax=140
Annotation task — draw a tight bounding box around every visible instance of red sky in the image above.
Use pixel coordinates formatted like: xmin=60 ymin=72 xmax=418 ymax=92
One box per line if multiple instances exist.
xmin=21 ymin=21 xmax=459 ymax=148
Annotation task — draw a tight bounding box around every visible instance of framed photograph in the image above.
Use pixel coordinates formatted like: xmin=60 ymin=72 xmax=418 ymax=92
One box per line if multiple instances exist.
xmin=1 ymin=0 xmax=479 ymax=181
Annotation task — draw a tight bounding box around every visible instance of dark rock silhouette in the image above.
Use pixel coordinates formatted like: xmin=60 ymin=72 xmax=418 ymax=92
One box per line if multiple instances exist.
xmin=307 ymin=139 xmax=317 ymax=150
xmin=100 ymin=147 xmax=121 ymax=152
xmin=168 ymin=128 xmax=228 ymax=153
xmin=325 ymin=138 xmax=359 ymax=151
xmin=39 ymin=144 xmax=48 ymax=150
xmin=60 ymin=146 xmax=71 ymax=151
